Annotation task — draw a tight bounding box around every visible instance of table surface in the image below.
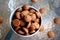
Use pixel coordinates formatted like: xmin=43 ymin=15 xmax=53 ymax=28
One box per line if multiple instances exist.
xmin=0 ymin=0 xmax=60 ymax=40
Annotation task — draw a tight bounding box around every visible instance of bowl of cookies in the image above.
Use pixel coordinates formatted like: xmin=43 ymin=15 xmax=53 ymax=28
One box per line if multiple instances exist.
xmin=10 ymin=4 xmax=41 ymax=37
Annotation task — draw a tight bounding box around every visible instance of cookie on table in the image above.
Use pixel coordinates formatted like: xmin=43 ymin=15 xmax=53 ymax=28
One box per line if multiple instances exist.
xmin=0 ymin=17 xmax=4 ymax=24
xmin=54 ymin=17 xmax=60 ymax=24
xmin=47 ymin=31 xmax=55 ymax=38
xmin=39 ymin=25 xmax=44 ymax=32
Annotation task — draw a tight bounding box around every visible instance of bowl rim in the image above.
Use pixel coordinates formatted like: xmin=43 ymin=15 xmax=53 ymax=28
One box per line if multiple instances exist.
xmin=9 ymin=6 xmax=41 ymax=37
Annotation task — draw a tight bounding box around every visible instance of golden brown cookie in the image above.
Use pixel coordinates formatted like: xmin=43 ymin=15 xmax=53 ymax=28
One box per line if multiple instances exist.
xmin=30 ymin=22 xmax=39 ymax=30
xmin=47 ymin=31 xmax=55 ymax=38
xmin=20 ymin=20 xmax=25 ymax=26
xmin=36 ymin=12 xmax=41 ymax=18
xmin=29 ymin=9 xmax=35 ymax=13
xmin=27 ymin=22 xmax=31 ymax=28
xmin=17 ymin=30 xmax=25 ymax=34
xmin=30 ymin=30 xmax=35 ymax=34
xmin=28 ymin=13 xmax=33 ymax=16
xmin=16 ymin=12 xmax=21 ymax=19
xmin=17 ymin=7 xmax=22 ymax=12
xmin=12 ymin=19 xmax=20 ymax=27
xmin=24 ymin=15 xmax=32 ymax=22
xmin=0 ymin=17 xmax=3 ymax=24
xmin=15 ymin=26 xmax=20 ymax=31
xmin=21 ymin=10 xmax=29 ymax=17
xmin=34 ymin=18 xmax=39 ymax=23
xmin=31 ymin=0 xmax=37 ymax=3
xmin=34 ymin=22 xmax=39 ymax=29
xmin=54 ymin=17 xmax=60 ymax=24
xmin=39 ymin=8 xmax=46 ymax=13
xmin=31 ymin=14 xmax=36 ymax=21
xmin=23 ymin=4 xmax=29 ymax=10
xmin=23 ymin=27 xmax=29 ymax=34
xmin=39 ymin=25 xmax=44 ymax=32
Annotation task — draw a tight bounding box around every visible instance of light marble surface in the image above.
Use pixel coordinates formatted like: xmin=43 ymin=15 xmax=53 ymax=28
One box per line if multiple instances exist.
xmin=0 ymin=0 xmax=10 ymax=40
xmin=0 ymin=0 xmax=60 ymax=40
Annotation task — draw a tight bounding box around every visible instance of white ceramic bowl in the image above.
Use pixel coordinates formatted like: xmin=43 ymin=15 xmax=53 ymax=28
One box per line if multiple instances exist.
xmin=9 ymin=6 xmax=41 ymax=37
